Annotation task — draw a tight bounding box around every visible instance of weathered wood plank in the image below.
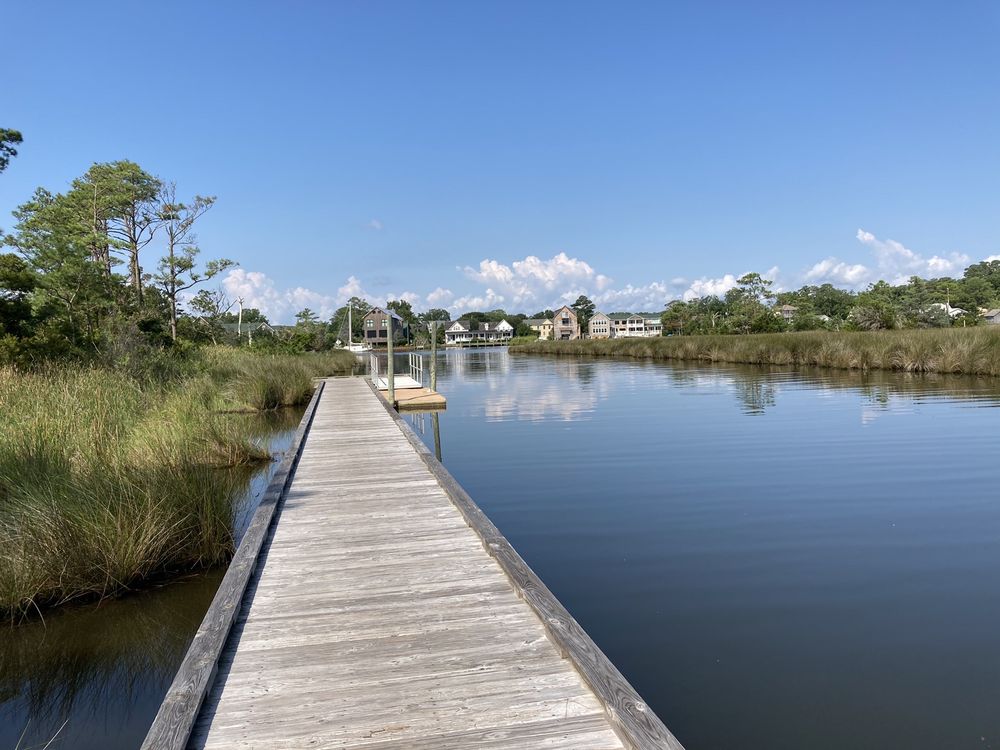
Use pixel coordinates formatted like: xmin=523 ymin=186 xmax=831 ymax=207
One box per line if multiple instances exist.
xmin=139 ymin=382 xmax=325 ymax=750
xmin=146 ymin=376 xmax=680 ymax=750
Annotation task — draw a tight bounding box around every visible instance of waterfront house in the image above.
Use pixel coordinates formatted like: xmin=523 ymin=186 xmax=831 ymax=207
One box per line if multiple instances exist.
xmin=525 ymin=318 xmax=553 ymax=340
xmin=588 ymin=312 xmax=614 ymax=339
xmin=981 ymin=308 xmax=1000 ymax=325
xmin=363 ymin=307 xmax=409 ymax=345
xmin=444 ymin=319 xmax=515 ymax=345
xmin=607 ymin=312 xmax=631 ymax=337
xmin=639 ymin=313 xmax=663 ymax=337
xmin=603 ymin=312 xmax=661 ymax=338
xmin=552 ymin=305 xmax=581 ymax=340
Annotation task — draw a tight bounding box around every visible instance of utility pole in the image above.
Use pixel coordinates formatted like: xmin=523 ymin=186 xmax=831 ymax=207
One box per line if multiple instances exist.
xmin=237 ymin=297 xmax=245 ymax=341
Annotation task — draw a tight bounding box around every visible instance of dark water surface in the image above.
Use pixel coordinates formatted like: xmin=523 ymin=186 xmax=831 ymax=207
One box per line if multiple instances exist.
xmin=0 ymin=410 xmax=302 ymax=750
xmin=402 ymin=348 xmax=1000 ymax=750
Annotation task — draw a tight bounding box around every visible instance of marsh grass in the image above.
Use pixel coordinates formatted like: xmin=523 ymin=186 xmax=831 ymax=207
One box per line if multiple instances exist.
xmin=0 ymin=347 xmax=355 ymax=621
xmin=510 ymin=328 xmax=1000 ymax=376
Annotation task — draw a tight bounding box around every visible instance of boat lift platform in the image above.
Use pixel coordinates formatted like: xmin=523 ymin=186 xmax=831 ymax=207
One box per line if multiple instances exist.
xmin=370 ymin=352 xmax=447 ymax=410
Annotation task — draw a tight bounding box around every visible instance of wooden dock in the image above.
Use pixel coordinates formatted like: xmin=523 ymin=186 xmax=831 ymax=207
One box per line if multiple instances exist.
xmin=143 ymin=377 xmax=683 ymax=750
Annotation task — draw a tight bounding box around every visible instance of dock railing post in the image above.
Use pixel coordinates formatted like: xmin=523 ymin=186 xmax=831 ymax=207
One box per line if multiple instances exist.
xmin=386 ymin=316 xmax=395 ymax=405
xmin=429 ymin=321 xmax=438 ymax=392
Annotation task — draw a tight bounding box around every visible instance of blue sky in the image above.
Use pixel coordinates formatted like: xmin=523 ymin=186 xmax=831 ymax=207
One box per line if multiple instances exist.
xmin=3 ymin=1 xmax=999 ymax=321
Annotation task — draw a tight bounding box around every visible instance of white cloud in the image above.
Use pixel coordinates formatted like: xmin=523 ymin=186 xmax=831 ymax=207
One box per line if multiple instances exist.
xmin=855 ymin=228 xmax=969 ymax=284
xmin=335 ymin=275 xmax=374 ymax=305
xmin=223 ymin=269 xmax=337 ymax=323
xmin=680 ymin=274 xmax=740 ymax=301
xmin=426 ymin=287 xmax=454 ymax=306
xmin=802 ymin=230 xmax=970 ymax=289
xmin=460 ymin=252 xmax=612 ymax=308
xmin=804 ymin=258 xmax=871 ymax=286
xmin=386 ymin=291 xmax=422 ymax=308
xmin=593 ymin=282 xmax=671 ymax=311
xmin=450 ymin=288 xmax=506 ymax=313
xmin=366 ymin=219 xmax=383 ymax=231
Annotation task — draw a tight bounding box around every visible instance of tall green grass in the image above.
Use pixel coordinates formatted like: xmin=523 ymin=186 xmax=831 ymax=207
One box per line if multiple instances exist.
xmin=510 ymin=328 xmax=1000 ymax=376
xmin=0 ymin=347 xmax=356 ymax=621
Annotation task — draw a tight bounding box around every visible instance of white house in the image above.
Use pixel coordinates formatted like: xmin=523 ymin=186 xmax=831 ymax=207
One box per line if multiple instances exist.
xmin=444 ymin=319 xmax=514 ymax=345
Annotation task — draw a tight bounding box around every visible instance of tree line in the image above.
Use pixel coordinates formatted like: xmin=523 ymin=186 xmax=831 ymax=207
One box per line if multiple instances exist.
xmin=0 ymin=136 xmax=238 ymax=365
xmin=661 ymin=269 xmax=1000 ymax=336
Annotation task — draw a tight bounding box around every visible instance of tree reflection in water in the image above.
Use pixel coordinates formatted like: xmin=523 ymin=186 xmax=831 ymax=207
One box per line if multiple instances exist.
xmin=0 ymin=571 xmax=221 ymax=749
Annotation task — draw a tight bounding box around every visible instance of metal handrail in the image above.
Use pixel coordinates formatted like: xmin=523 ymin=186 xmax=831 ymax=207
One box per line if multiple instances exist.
xmin=408 ymin=352 xmax=423 ymax=386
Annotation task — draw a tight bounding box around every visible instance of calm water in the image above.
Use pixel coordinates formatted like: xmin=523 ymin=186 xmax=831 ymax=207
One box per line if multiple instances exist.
xmin=402 ymin=348 xmax=1000 ymax=750
xmin=0 ymin=410 xmax=302 ymax=750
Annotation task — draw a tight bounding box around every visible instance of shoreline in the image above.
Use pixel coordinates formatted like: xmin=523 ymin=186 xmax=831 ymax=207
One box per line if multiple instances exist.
xmin=509 ymin=328 xmax=1000 ymax=377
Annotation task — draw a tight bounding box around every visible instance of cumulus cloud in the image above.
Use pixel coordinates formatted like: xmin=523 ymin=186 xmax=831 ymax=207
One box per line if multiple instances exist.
xmin=387 ymin=291 xmax=422 ymax=307
xmin=336 ymin=275 xmax=371 ymax=304
xmin=856 ymin=228 xmax=969 ymax=283
xmin=592 ymin=282 xmax=672 ymax=311
xmin=450 ymin=288 xmax=506 ymax=313
xmin=426 ymin=287 xmax=454 ymax=306
xmin=223 ymin=269 xmax=337 ymax=322
xmin=680 ymin=274 xmax=741 ymax=301
xmin=803 ymin=258 xmax=871 ymax=286
xmin=461 ymin=252 xmax=612 ymax=308
xmin=802 ymin=230 xmax=971 ymax=289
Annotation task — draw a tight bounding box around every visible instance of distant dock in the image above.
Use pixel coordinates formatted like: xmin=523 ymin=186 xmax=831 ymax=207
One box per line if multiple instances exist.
xmin=142 ymin=377 xmax=683 ymax=749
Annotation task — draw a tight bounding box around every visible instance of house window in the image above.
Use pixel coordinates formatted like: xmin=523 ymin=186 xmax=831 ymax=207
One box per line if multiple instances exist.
xmin=366 ymin=319 xmax=374 ymax=328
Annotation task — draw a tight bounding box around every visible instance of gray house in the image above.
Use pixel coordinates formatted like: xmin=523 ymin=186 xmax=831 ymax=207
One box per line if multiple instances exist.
xmin=362 ymin=307 xmax=409 ymax=345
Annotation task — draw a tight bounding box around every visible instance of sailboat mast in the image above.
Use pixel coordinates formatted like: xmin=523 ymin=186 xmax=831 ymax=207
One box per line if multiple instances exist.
xmin=348 ymin=303 xmax=352 ymax=345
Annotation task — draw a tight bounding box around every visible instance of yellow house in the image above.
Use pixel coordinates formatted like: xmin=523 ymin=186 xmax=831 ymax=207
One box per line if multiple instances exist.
xmin=526 ymin=317 xmax=553 ymax=340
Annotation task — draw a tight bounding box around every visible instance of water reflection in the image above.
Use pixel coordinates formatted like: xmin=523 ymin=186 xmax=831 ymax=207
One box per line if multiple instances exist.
xmin=405 ymin=348 xmax=1000 ymax=425
xmin=0 ymin=572 xmax=222 ymax=750
xmin=405 ymin=349 xmax=1000 ymax=750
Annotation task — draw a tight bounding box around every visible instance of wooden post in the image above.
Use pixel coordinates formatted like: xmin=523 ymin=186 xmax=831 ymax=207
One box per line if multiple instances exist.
xmin=432 ymin=411 xmax=442 ymax=462
xmin=430 ymin=321 xmax=438 ymax=392
xmin=386 ymin=316 xmax=395 ymax=406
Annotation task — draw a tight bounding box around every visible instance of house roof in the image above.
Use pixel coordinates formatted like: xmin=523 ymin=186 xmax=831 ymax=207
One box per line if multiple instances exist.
xmin=982 ymin=309 xmax=1000 ymax=318
xmin=777 ymin=304 xmax=798 ymax=311
xmin=364 ymin=306 xmax=404 ymax=321
xmin=607 ymin=312 xmax=631 ymax=320
xmin=525 ymin=318 xmax=551 ymax=326
xmin=929 ymin=303 xmax=967 ymax=317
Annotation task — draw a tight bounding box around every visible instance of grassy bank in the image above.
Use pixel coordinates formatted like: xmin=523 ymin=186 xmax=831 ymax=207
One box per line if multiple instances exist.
xmin=510 ymin=328 xmax=1000 ymax=376
xmin=0 ymin=348 xmax=355 ymax=621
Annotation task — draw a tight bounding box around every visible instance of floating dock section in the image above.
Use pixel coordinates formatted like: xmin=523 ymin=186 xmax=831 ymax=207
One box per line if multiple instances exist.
xmin=142 ymin=377 xmax=683 ymax=750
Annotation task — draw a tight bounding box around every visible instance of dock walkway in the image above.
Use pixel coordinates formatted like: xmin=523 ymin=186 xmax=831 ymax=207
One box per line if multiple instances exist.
xmin=146 ymin=377 xmax=682 ymax=750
